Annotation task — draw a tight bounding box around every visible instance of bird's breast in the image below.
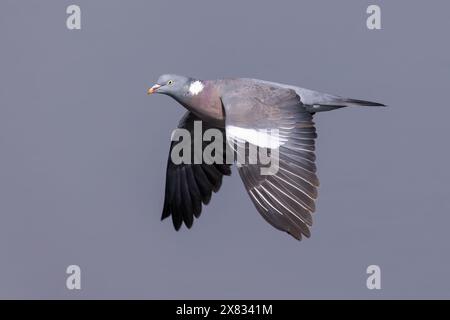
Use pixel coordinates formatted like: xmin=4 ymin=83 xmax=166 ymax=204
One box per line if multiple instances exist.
xmin=181 ymin=89 xmax=225 ymax=128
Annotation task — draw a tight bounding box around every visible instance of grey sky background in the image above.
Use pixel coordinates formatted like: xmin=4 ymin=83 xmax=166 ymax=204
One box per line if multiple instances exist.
xmin=0 ymin=0 xmax=449 ymax=299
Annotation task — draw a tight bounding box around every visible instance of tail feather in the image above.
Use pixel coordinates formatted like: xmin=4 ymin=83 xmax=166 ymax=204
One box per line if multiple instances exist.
xmin=343 ymin=98 xmax=386 ymax=107
xmin=292 ymin=87 xmax=385 ymax=112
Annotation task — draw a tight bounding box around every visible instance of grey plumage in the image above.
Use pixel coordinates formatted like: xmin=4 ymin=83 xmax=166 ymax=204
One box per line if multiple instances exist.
xmin=149 ymin=74 xmax=385 ymax=240
xmin=220 ymin=81 xmax=318 ymax=239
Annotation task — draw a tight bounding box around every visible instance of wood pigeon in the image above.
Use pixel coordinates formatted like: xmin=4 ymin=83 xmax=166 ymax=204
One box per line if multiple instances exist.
xmin=148 ymin=74 xmax=385 ymax=240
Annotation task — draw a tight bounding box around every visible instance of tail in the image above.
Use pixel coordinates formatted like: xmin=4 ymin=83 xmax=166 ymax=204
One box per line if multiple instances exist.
xmin=294 ymin=87 xmax=386 ymax=112
xmin=342 ymin=98 xmax=386 ymax=107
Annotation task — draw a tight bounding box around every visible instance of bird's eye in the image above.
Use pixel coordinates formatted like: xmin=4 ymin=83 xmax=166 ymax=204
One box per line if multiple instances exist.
xmin=167 ymin=80 xmax=174 ymax=85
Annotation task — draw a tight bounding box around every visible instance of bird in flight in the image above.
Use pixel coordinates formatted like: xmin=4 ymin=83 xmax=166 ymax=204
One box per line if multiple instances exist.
xmin=147 ymin=74 xmax=385 ymax=240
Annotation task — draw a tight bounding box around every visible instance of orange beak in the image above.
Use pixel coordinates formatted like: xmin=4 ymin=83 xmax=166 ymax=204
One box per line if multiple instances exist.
xmin=147 ymin=84 xmax=161 ymax=95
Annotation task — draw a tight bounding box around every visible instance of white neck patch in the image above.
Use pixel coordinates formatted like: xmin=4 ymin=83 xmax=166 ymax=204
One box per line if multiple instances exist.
xmin=189 ymin=80 xmax=204 ymax=95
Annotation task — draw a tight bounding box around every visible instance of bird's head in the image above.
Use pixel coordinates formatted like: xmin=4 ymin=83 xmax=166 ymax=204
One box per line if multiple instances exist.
xmin=147 ymin=74 xmax=204 ymax=99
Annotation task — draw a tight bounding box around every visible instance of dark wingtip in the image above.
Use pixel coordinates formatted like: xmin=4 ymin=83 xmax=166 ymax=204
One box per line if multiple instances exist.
xmin=202 ymin=193 xmax=212 ymax=205
xmin=172 ymin=211 xmax=183 ymax=231
xmin=288 ymin=231 xmax=302 ymax=241
xmin=161 ymin=206 xmax=170 ymax=220
xmin=173 ymin=221 xmax=182 ymax=231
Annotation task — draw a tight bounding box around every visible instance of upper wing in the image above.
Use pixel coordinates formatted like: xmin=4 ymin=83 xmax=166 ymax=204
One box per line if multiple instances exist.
xmin=161 ymin=112 xmax=231 ymax=230
xmin=221 ymin=81 xmax=319 ymax=240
